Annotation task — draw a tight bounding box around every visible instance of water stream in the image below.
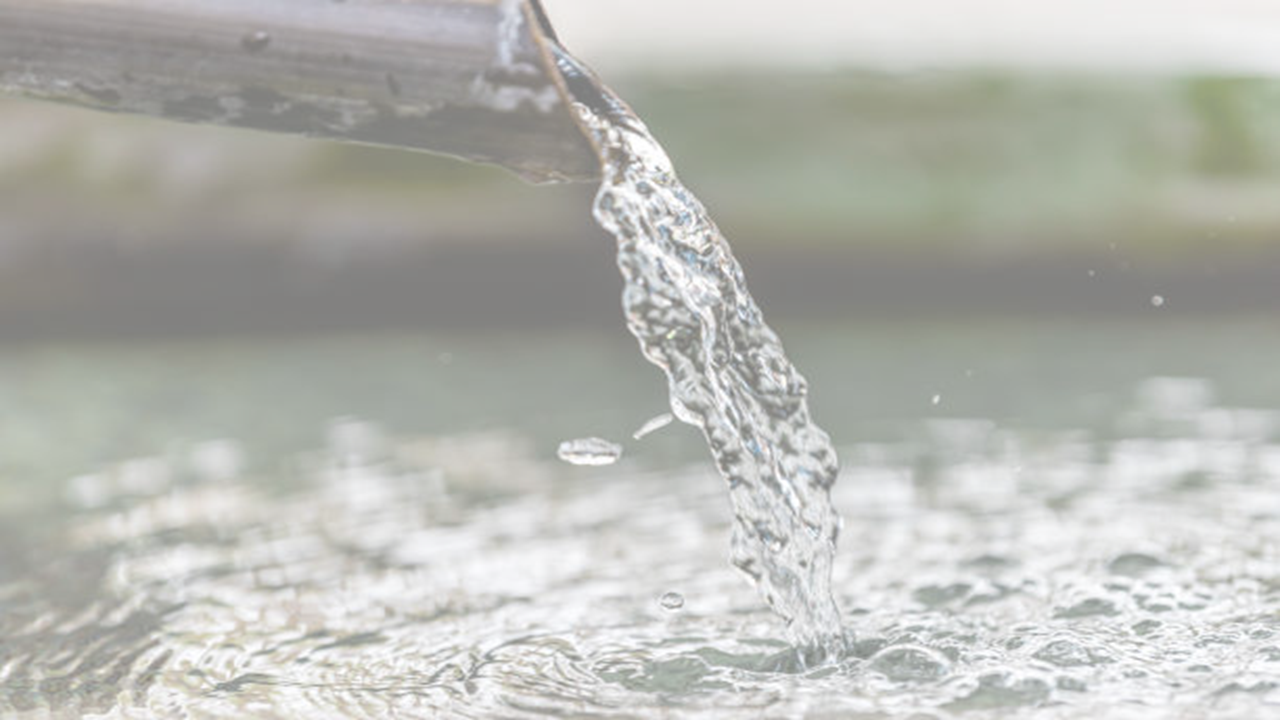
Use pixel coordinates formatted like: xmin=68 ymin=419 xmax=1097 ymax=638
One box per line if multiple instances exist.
xmin=554 ymin=44 xmax=846 ymax=656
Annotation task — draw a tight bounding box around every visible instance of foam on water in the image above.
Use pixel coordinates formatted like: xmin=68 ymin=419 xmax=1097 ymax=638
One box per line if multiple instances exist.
xmin=554 ymin=44 xmax=846 ymax=655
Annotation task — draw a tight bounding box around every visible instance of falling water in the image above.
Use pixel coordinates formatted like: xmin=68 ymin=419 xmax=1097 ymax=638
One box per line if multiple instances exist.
xmin=552 ymin=45 xmax=846 ymax=655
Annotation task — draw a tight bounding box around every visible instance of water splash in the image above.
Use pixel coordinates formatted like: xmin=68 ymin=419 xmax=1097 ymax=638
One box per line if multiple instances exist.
xmin=633 ymin=413 xmax=675 ymax=440
xmin=553 ymin=45 xmax=845 ymax=654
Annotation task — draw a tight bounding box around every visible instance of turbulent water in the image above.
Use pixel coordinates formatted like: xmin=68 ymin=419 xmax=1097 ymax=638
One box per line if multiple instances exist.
xmin=555 ymin=45 xmax=845 ymax=654
xmin=3 ymin=375 xmax=1280 ymax=718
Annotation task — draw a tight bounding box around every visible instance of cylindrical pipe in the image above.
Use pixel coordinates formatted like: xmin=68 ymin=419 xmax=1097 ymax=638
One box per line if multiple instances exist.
xmin=0 ymin=0 xmax=600 ymax=182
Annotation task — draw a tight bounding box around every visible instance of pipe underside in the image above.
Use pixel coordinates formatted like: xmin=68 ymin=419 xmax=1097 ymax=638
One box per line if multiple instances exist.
xmin=0 ymin=0 xmax=601 ymax=182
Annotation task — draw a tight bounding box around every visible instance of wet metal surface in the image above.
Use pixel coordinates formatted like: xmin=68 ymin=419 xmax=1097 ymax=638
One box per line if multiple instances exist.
xmin=0 ymin=0 xmax=599 ymax=182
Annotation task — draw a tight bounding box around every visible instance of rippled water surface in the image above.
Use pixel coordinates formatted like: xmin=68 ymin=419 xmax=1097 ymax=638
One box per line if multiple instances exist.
xmin=2 ymin=325 xmax=1280 ymax=718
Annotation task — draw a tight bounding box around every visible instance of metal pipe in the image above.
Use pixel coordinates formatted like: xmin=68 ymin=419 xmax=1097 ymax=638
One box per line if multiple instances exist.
xmin=0 ymin=0 xmax=601 ymax=182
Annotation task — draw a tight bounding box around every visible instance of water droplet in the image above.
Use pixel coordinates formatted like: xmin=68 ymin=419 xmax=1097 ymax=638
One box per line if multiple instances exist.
xmin=932 ymin=394 xmax=942 ymax=406
xmin=632 ymin=413 xmax=675 ymax=440
xmin=1151 ymin=295 xmax=1165 ymax=308
xmin=556 ymin=437 xmax=622 ymax=466
xmin=659 ymin=591 xmax=685 ymax=611
xmin=241 ymin=31 xmax=272 ymax=53
xmin=1087 ymin=269 xmax=1097 ymax=278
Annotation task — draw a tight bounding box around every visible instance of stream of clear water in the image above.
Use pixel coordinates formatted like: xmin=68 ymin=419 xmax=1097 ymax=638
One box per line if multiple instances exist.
xmin=554 ymin=44 xmax=846 ymax=656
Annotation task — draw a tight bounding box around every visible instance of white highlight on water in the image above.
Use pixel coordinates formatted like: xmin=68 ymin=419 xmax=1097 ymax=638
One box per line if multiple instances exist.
xmin=555 ymin=47 xmax=845 ymax=655
xmin=557 ymin=437 xmax=623 ymax=466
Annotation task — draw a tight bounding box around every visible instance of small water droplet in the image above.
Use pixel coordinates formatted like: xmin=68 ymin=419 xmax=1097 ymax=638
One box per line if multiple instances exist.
xmin=241 ymin=31 xmax=272 ymax=53
xmin=632 ymin=413 xmax=675 ymax=440
xmin=932 ymin=394 xmax=942 ymax=406
xmin=659 ymin=591 xmax=685 ymax=611
xmin=1088 ymin=269 xmax=1097 ymax=278
xmin=1151 ymin=295 xmax=1165 ymax=307
xmin=557 ymin=437 xmax=623 ymax=466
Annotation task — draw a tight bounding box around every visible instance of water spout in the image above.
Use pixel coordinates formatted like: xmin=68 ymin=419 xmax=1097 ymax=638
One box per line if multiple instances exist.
xmin=0 ymin=0 xmax=599 ymax=182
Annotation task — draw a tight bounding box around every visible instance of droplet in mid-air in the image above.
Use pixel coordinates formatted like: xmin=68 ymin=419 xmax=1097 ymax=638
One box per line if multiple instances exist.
xmin=241 ymin=31 xmax=272 ymax=53
xmin=1151 ymin=295 xmax=1166 ymax=308
xmin=557 ymin=437 xmax=623 ymax=466
xmin=659 ymin=591 xmax=685 ymax=611
xmin=632 ymin=413 xmax=675 ymax=440
xmin=932 ymin=394 xmax=943 ymax=406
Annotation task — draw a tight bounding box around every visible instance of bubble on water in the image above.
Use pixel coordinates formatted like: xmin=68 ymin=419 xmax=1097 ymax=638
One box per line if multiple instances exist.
xmin=1054 ymin=597 xmax=1119 ymax=619
xmin=1033 ymin=638 xmax=1113 ymax=668
xmin=913 ymin=582 xmax=972 ymax=609
xmin=557 ymin=437 xmax=623 ymax=466
xmin=1108 ymin=552 xmax=1167 ymax=578
xmin=116 ymin=458 xmax=172 ymax=495
xmin=241 ymin=31 xmax=272 ymax=53
xmin=633 ymin=413 xmax=675 ymax=440
xmin=1138 ymin=377 xmax=1214 ymax=418
xmin=659 ymin=591 xmax=685 ymax=611
xmin=1132 ymin=619 xmax=1163 ymax=636
xmin=189 ymin=440 xmax=244 ymax=483
xmin=946 ymin=671 xmax=1053 ymax=712
xmin=1151 ymin=295 xmax=1166 ymax=308
xmin=328 ymin=417 xmax=384 ymax=464
xmin=1056 ymin=676 xmax=1089 ymax=692
xmin=66 ymin=473 xmax=111 ymax=509
xmin=867 ymin=645 xmax=951 ymax=683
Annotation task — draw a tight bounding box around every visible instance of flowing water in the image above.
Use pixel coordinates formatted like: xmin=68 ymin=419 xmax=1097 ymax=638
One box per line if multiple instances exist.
xmin=554 ymin=44 xmax=845 ymax=655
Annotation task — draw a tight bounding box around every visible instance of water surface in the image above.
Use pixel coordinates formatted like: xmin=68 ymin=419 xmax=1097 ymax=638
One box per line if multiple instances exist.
xmin=2 ymin=322 xmax=1278 ymax=718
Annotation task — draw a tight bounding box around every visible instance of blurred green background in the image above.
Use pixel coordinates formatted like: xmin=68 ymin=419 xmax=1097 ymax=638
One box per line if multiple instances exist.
xmin=2 ymin=70 xmax=1279 ymax=339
